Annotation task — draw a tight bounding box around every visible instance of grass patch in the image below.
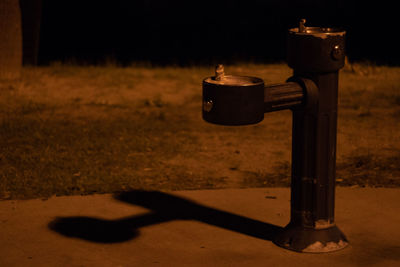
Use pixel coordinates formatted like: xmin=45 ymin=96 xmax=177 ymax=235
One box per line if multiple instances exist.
xmin=1 ymin=63 xmax=400 ymax=199
xmin=0 ymin=108 xmax=199 ymax=199
xmin=240 ymin=161 xmax=291 ymax=188
xmin=337 ymin=153 xmax=400 ymax=187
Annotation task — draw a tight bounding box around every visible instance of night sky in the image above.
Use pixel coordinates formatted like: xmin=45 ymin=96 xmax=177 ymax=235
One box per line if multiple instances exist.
xmin=35 ymin=0 xmax=399 ymax=66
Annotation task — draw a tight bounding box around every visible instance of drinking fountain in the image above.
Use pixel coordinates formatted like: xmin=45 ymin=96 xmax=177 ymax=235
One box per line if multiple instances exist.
xmin=202 ymin=19 xmax=348 ymax=253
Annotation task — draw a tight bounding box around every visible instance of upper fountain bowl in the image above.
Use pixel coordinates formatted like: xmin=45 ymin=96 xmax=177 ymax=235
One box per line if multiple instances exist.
xmin=289 ymin=27 xmax=345 ymax=39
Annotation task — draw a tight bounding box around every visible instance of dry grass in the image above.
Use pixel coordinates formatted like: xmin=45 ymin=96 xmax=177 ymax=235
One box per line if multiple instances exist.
xmin=1 ymin=63 xmax=399 ymax=200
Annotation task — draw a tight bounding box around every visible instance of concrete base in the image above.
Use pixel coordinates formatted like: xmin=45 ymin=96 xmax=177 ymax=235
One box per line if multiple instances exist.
xmin=1 ymin=187 xmax=400 ymax=266
xmin=274 ymin=224 xmax=348 ymax=253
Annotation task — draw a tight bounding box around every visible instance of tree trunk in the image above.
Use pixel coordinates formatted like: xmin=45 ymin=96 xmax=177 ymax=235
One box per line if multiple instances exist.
xmin=0 ymin=0 xmax=22 ymax=81
xmin=20 ymin=0 xmax=42 ymax=66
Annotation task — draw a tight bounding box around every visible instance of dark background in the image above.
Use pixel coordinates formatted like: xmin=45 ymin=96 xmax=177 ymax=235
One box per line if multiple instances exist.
xmin=26 ymin=0 xmax=399 ymax=66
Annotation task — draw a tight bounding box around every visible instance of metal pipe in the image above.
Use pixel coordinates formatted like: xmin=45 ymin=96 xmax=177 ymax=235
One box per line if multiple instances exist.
xmin=264 ymin=82 xmax=304 ymax=112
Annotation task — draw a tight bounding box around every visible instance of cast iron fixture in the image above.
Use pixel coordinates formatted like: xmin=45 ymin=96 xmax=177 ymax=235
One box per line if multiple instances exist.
xmin=202 ymin=19 xmax=348 ymax=253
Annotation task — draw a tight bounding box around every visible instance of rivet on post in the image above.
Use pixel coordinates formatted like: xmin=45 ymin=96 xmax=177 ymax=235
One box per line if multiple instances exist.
xmin=331 ymin=45 xmax=342 ymax=60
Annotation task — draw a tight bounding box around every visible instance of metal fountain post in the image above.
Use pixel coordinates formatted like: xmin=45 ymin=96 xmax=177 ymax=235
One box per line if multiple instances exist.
xmin=202 ymin=20 xmax=348 ymax=253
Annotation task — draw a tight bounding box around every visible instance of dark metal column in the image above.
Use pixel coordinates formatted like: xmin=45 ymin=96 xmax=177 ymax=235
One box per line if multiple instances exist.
xmin=273 ymin=22 xmax=348 ymax=253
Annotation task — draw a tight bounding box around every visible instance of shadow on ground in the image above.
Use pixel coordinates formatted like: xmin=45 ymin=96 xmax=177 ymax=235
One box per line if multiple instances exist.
xmin=48 ymin=190 xmax=283 ymax=243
